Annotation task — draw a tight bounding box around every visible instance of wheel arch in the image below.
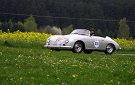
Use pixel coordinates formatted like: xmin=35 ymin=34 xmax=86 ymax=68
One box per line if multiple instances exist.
xmin=107 ymin=43 xmax=116 ymax=50
xmin=74 ymin=40 xmax=86 ymax=50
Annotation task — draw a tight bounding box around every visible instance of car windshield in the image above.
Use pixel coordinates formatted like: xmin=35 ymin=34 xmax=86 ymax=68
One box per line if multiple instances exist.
xmin=70 ymin=29 xmax=89 ymax=36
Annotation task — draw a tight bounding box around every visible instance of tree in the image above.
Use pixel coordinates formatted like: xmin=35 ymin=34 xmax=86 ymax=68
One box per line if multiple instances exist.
xmin=14 ymin=21 xmax=24 ymax=32
xmin=117 ymin=18 xmax=130 ymax=39
xmin=96 ymin=29 xmax=102 ymax=36
xmin=8 ymin=19 xmax=14 ymax=32
xmin=62 ymin=24 xmax=74 ymax=35
xmin=0 ymin=22 xmax=2 ymax=30
xmin=24 ymin=15 xmax=37 ymax=32
xmin=0 ymin=0 xmax=135 ymax=38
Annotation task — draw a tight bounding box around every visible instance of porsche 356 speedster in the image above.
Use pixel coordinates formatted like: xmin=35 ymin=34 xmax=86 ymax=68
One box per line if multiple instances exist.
xmin=44 ymin=29 xmax=121 ymax=54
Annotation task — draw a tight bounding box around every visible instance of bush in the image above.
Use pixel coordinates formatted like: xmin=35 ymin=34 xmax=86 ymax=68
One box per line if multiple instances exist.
xmin=0 ymin=20 xmax=25 ymax=32
xmin=39 ymin=25 xmax=62 ymax=35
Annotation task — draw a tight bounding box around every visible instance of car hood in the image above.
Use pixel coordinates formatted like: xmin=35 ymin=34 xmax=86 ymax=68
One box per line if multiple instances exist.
xmin=49 ymin=34 xmax=86 ymax=41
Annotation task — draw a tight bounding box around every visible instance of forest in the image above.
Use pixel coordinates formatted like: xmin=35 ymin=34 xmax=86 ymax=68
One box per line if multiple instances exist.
xmin=0 ymin=0 xmax=135 ymax=38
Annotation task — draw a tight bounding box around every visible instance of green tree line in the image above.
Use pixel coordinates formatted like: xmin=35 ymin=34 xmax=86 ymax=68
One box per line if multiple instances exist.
xmin=0 ymin=0 xmax=135 ymax=38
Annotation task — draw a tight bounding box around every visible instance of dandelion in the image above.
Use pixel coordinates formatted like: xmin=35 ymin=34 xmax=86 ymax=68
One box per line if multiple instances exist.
xmin=72 ymin=74 xmax=78 ymax=78
xmin=110 ymin=79 xmax=113 ymax=83
xmin=5 ymin=59 xmax=8 ymax=62
xmin=46 ymin=74 xmax=50 ymax=77
xmin=72 ymin=65 xmax=78 ymax=67
xmin=53 ymin=63 xmax=56 ymax=64
xmin=57 ymin=78 xmax=60 ymax=80
xmin=132 ymin=80 xmax=135 ymax=83
xmin=50 ymin=65 xmax=55 ymax=67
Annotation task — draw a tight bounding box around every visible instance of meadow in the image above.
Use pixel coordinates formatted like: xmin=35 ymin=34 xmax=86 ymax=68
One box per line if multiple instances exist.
xmin=0 ymin=31 xmax=135 ymax=85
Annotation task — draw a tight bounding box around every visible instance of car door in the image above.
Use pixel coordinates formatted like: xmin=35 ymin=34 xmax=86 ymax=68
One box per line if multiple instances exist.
xmin=85 ymin=36 xmax=107 ymax=50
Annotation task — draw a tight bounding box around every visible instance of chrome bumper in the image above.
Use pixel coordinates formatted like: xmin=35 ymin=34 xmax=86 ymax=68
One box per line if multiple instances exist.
xmin=44 ymin=45 xmax=72 ymax=49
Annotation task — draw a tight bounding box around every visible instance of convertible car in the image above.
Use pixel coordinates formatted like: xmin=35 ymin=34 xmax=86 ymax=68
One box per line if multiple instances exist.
xmin=44 ymin=29 xmax=121 ymax=54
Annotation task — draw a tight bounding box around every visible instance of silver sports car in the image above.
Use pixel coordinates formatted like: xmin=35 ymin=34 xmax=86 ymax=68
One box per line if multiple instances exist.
xmin=44 ymin=29 xmax=121 ymax=54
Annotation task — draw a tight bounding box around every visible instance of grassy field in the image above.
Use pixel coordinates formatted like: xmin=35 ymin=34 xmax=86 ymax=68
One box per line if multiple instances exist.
xmin=0 ymin=31 xmax=135 ymax=85
xmin=0 ymin=42 xmax=135 ymax=85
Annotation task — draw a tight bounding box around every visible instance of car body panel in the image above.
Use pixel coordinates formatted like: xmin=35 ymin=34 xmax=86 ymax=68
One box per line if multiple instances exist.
xmin=44 ymin=29 xmax=121 ymax=51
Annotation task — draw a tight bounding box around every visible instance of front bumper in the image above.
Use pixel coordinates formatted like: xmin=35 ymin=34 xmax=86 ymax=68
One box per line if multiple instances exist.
xmin=44 ymin=45 xmax=72 ymax=49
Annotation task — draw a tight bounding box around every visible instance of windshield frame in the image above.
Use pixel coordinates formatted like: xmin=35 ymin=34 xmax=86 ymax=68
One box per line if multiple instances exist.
xmin=70 ymin=29 xmax=90 ymax=36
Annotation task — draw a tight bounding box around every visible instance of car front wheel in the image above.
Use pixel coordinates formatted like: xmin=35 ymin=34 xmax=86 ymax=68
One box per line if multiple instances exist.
xmin=72 ymin=42 xmax=83 ymax=53
xmin=104 ymin=44 xmax=115 ymax=54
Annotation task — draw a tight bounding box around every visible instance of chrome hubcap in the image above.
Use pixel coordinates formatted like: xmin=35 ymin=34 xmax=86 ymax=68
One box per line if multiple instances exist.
xmin=75 ymin=43 xmax=82 ymax=52
xmin=106 ymin=45 xmax=114 ymax=53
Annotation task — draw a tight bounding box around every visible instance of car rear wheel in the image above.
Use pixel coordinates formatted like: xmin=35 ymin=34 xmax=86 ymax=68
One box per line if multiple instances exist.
xmin=104 ymin=44 xmax=115 ymax=54
xmin=72 ymin=42 xmax=83 ymax=53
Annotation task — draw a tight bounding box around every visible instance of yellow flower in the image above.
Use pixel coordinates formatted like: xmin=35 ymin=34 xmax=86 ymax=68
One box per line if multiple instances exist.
xmin=72 ymin=74 xmax=78 ymax=78
xmin=5 ymin=59 xmax=8 ymax=62
xmin=72 ymin=65 xmax=78 ymax=67
xmin=0 ymin=52 xmax=2 ymax=55
xmin=53 ymin=63 xmax=56 ymax=64
xmin=46 ymin=74 xmax=50 ymax=77
xmin=110 ymin=79 xmax=113 ymax=82
xmin=132 ymin=80 xmax=135 ymax=83
xmin=0 ymin=30 xmax=52 ymax=45
xmin=50 ymin=65 xmax=55 ymax=67
xmin=57 ymin=78 xmax=60 ymax=80
xmin=16 ymin=63 xmax=19 ymax=66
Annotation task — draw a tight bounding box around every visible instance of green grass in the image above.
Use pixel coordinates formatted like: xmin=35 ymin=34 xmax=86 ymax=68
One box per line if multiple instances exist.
xmin=0 ymin=43 xmax=135 ymax=85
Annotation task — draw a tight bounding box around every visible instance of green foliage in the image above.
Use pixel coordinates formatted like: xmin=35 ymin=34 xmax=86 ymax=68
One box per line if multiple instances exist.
xmin=7 ymin=29 xmax=10 ymax=33
xmin=0 ymin=20 xmax=24 ymax=32
xmin=17 ymin=21 xmax=24 ymax=27
xmin=0 ymin=30 xmax=2 ymax=34
xmin=96 ymin=29 xmax=102 ymax=36
xmin=0 ymin=22 xmax=2 ymax=29
xmin=0 ymin=0 xmax=135 ymax=38
xmin=14 ymin=21 xmax=24 ymax=32
xmin=62 ymin=24 xmax=74 ymax=35
xmin=8 ymin=19 xmax=14 ymax=32
xmin=0 ymin=43 xmax=135 ymax=85
xmin=24 ymin=15 xmax=37 ymax=32
xmin=0 ymin=22 xmax=2 ymax=32
xmin=0 ymin=31 xmax=135 ymax=84
xmin=118 ymin=18 xmax=130 ymax=39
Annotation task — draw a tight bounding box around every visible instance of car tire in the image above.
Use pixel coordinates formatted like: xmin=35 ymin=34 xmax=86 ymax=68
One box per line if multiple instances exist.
xmin=72 ymin=42 xmax=83 ymax=53
xmin=84 ymin=50 xmax=92 ymax=54
xmin=104 ymin=44 xmax=115 ymax=54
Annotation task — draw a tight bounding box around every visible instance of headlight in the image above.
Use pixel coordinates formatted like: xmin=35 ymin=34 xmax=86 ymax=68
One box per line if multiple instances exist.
xmin=65 ymin=39 xmax=69 ymax=44
xmin=47 ymin=38 xmax=51 ymax=43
